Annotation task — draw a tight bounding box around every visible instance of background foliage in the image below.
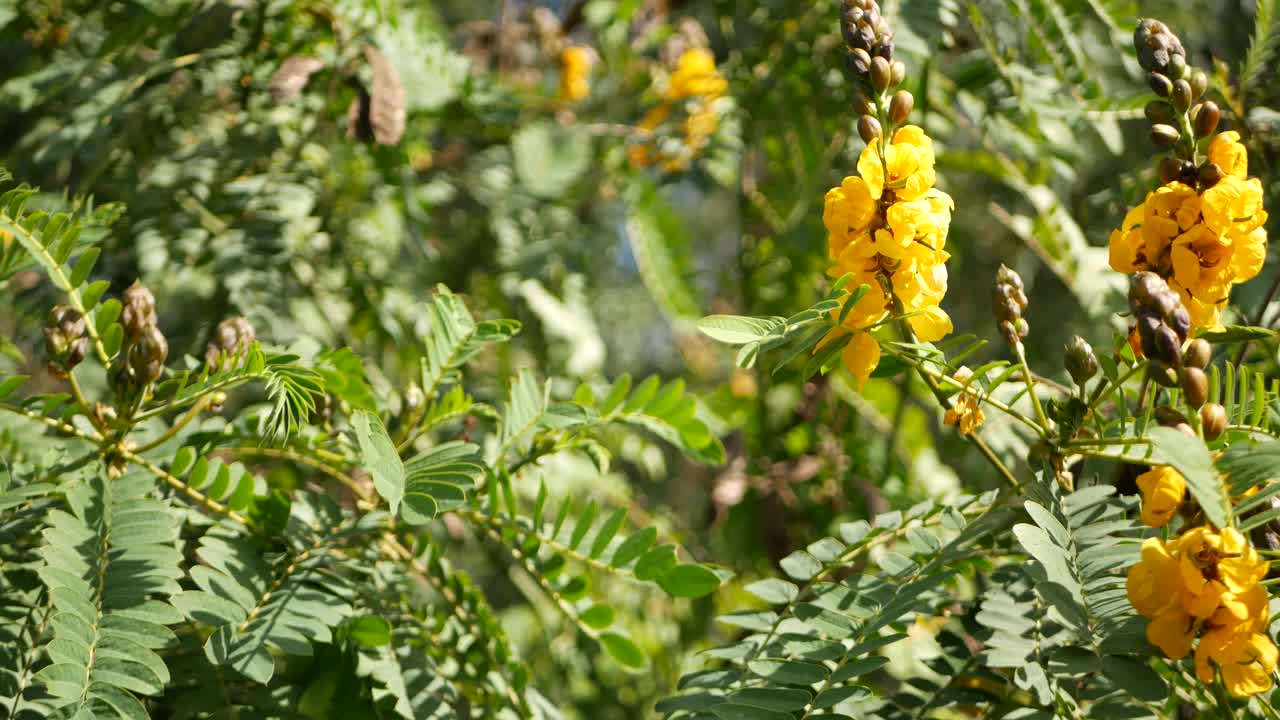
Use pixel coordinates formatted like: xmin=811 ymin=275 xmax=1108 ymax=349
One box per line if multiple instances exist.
xmin=1 ymin=0 xmax=1279 ymax=718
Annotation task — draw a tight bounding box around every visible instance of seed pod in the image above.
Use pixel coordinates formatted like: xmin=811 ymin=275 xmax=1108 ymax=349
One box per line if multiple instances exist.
xmin=1189 ymin=70 xmax=1208 ymax=99
xmin=1183 ymin=338 xmax=1211 ymax=369
xmin=1171 ymin=79 xmax=1192 ymax=112
xmin=1180 ymin=366 xmax=1209 ymax=408
xmin=1144 ymin=100 xmax=1175 ymax=125
xmin=1158 ymin=156 xmax=1183 ymax=185
xmin=889 ymin=60 xmax=906 ymax=87
xmin=1200 ymin=402 xmax=1227 ymax=440
xmin=1194 ymin=101 xmax=1220 ymax=138
xmin=1155 ymin=406 xmax=1189 ymax=427
xmin=869 ymin=56 xmax=891 ymax=91
xmin=1198 ymin=161 xmax=1225 ymax=189
xmin=848 ymin=47 xmax=872 ymax=75
xmin=857 ymin=115 xmax=881 ymax=144
xmin=1149 ymin=72 xmax=1173 ymax=97
xmin=1150 ymin=123 xmax=1180 ymax=146
xmin=888 ymin=90 xmax=913 ymax=124
xmin=1064 ymin=335 xmax=1099 ymax=386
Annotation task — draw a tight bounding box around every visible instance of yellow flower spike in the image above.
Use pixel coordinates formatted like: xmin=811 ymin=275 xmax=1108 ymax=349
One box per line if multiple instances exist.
xmin=1207 ymin=130 xmax=1249 ymax=179
xmin=823 ymin=176 xmax=878 ymax=258
xmin=943 ymin=367 xmax=984 ymax=435
xmin=1201 ymin=176 xmax=1267 ymax=237
xmin=1134 ymin=465 xmax=1185 ymax=528
xmin=1229 ymin=226 xmax=1268 ymax=284
xmin=1170 ymin=224 xmax=1234 ymax=304
xmin=1195 ymin=630 xmax=1278 ymax=697
xmin=559 ymin=46 xmax=592 ymax=103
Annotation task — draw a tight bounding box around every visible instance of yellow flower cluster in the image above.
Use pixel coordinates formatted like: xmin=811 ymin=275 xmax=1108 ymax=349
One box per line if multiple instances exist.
xmin=631 ymin=49 xmax=727 ymax=171
xmin=943 ymin=367 xmax=985 ymax=435
xmin=1109 ymin=132 xmax=1268 ymax=330
xmin=819 ymin=126 xmax=954 ymax=387
xmin=1127 ymin=526 xmax=1275 ymax=697
xmin=559 ymin=46 xmax=592 ymax=103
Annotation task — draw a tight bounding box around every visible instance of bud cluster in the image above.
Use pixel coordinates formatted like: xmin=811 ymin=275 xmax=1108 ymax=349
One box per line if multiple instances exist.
xmin=44 ymin=305 xmax=87 ymax=377
xmin=205 ymin=316 xmax=256 ymax=371
xmin=840 ymin=0 xmax=913 ymax=142
xmin=992 ymin=265 xmax=1029 ymax=346
xmin=116 ymin=281 xmax=168 ymax=389
xmin=1128 ymin=271 xmax=1190 ymax=384
xmin=1135 ymin=19 xmax=1222 ymax=189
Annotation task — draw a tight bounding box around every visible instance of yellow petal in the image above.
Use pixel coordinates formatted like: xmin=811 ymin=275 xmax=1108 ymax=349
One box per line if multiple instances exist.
xmin=842 ymin=331 xmax=881 ymax=390
xmin=907 ymin=305 xmax=952 ymax=342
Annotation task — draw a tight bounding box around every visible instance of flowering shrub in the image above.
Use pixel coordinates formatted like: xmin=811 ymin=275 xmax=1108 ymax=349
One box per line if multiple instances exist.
xmin=1 ymin=1 xmax=1279 ymax=719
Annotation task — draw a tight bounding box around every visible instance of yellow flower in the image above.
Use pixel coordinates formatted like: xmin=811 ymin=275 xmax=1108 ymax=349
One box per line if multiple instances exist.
xmin=668 ymin=48 xmax=727 ymax=100
xmin=1135 ymin=465 xmax=1185 ymax=528
xmin=1140 ymin=182 xmax=1199 ymax=270
xmin=1108 ymin=203 xmax=1146 ymax=273
xmin=1177 ymin=526 xmax=1268 ymax=595
xmin=1201 ymin=176 xmax=1267 ymax=238
xmin=1195 ymin=630 xmax=1278 ymax=697
xmin=1208 ymin=130 xmax=1249 ymax=180
xmin=1147 ymin=606 xmax=1195 ymax=659
xmin=816 ymin=283 xmax=889 ymax=389
xmin=1170 ymin=278 xmax=1224 ymax=331
xmin=1127 ymin=537 xmax=1183 ymax=618
xmin=857 ymin=125 xmax=937 ymax=202
xmin=1170 ymin=223 xmax=1234 ymax=304
xmin=824 ymin=176 xmax=878 ymax=259
xmin=841 ymin=330 xmax=881 ymax=390
xmin=685 ymin=108 xmax=719 ymax=151
xmin=559 ymin=46 xmax=592 ymax=102
xmin=1231 ymin=226 xmax=1268 ymax=285
xmin=943 ymin=367 xmax=984 ymax=435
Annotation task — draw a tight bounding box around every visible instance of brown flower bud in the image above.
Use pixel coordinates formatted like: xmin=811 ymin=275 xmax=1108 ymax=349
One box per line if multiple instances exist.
xmin=1064 ymin=335 xmax=1099 ymax=386
xmin=1167 ymin=53 xmax=1187 ymax=80
xmin=1171 ymin=79 xmax=1192 ymax=112
xmin=1155 ymin=406 xmax=1189 ymax=427
xmin=121 ymin=281 xmax=158 ymax=338
xmin=1180 ymin=366 xmax=1208 ymax=408
xmin=1189 ymin=70 xmax=1208 ymax=99
xmin=869 ymin=56 xmax=892 ymax=91
xmin=1148 ymin=358 xmax=1179 ymax=388
xmin=1150 ymin=123 xmax=1180 ymax=147
xmin=1200 ymin=403 xmax=1227 ymax=440
xmin=205 ymin=316 xmax=256 ymax=371
xmin=1144 ymin=100 xmax=1175 ymax=125
xmin=848 ymin=48 xmax=872 ymax=75
xmin=1158 ymin=156 xmax=1183 ymax=185
xmin=1149 ymin=72 xmax=1173 ymax=97
xmin=1193 ymin=101 xmax=1220 ymax=138
xmin=889 ymin=60 xmax=906 ymax=87
xmin=888 ymin=90 xmax=913 ymax=124
xmin=1198 ymin=161 xmax=1225 ymax=189
xmin=1182 ymin=338 xmax=1211 ymax=369
xmin=857 ymin=115 xmax=882 ymax=144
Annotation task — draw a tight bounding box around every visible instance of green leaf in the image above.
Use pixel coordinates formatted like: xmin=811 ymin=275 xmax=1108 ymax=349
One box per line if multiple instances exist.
xmin=354 ymin=410 xmax=406 ymax=514
xmin=744 ymin=578 xmax=799 ymax=605
xmin=580 ymin=605 xmax=615 ymax=630
xmin=610 ymin=527 xmax=657 ymax=568
xmin=658 ymin=565 xmax=722 ymax=598
xmin=599 ymin=632 xmax=646 ymax=669
xmin=1148 ymin=427 xmax=1230 ymax=528
xmin=1196 ymin=325 xmax=1277 ymax=344
xmin=698 ymin=315 xmax=785 ymax=345
xmin=349 ymin=616 xmax=392 ymax=648
xmin=635 ymin=545 xmax=678 ymax=581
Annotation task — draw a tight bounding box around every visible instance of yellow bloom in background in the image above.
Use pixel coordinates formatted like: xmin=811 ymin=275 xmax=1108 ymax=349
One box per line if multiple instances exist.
xmin=943 ymin=367 xmax=984 ymax=435
xmin=1127 ymin=537 xmax=1183 ymax=618
xmin=559 ymin=46 xmax=592 ymax=102
xmin=1135 ymin=465 xmax=1185 ymax=528
xmin=1195 ymin=631 xmax=1278 ymax=697
xmin=667 ymin=48 xmax=727 ymax=101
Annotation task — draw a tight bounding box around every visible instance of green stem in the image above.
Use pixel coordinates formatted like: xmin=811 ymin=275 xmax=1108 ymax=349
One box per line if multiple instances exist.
xmin=132 ymin=395 xmax=210 ymax=454
xmin=1014 ymin=341 xmax=1052 ymax=433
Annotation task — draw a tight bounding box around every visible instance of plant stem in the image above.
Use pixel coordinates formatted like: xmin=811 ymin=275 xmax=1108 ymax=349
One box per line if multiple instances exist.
xmin=133 ymin=395 xmax=210 ymax=454
xmin=1014 ymin=341 xmax=1052 ymax=433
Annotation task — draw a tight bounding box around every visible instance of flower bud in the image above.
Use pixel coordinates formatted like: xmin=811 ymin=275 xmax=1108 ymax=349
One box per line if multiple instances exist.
xmin=121 ymin=281 xmax=158 ymax=338
xmin=1144 ymin=100 xmax=1175 ymax=125
xmin=888 ymin=90 xmax=913 ymax=124
xmin=1170 ymin=306 xmax=1190 ymax=341
xmin=205 ymin=316 xmax=257 ymax=371
xmin=405 ymin=383 xmax=425 ymax=412
xmin=857 ymin=114 xmax=882 ymax=144
xmin=1189 ymin=70 xmax=1208 ymax=99
xmin=1167 ymin=53 xmax=1186 ymax=80
xmin=848 ymin=48 xmax=872 ymax=75
xmin=889 ymin=60 xmax=906 ymax=87
xmin=1182 ymin=338 xmax=1211 ymax=369
xmin=1200 ymin=403 xmax=1227 ymax=440
xmin=1148 ymin=72 xmax=1173 ymax=97
xmin=127 ymin=325 xmax=168 ymax=385
xmin=1155 ymin=324 xmax=1182 ymax=367
xmin=1128 ymin=271 xmax=1167 ymax=313
xmin=1180 ymin=366 xmax=1208 ymax=408
xmin=1150 ymin=123 xmax=1180 ymax=146
xmin=44 ymin=305 xmax=88 ymax=376
xmin=1171 ymin=79 xmax=1192 ymax=112
xmin=1064 ymin=336 xmax=1099 ymax=386
xmin=1198 ymin=161 xmax=1225 ymax=189
xmin=869 ymin=56 xmax=891 ymax=91
xmin=996 ymin=264 xmax=1025 ymax=292
xmin=1155 ymin=406 xmax=1189 ymax=427
xmin=1193 ymin=101 xmax=1220 ymax=138
xmin=1158 ymin=156 xmax=1183 ymax=185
